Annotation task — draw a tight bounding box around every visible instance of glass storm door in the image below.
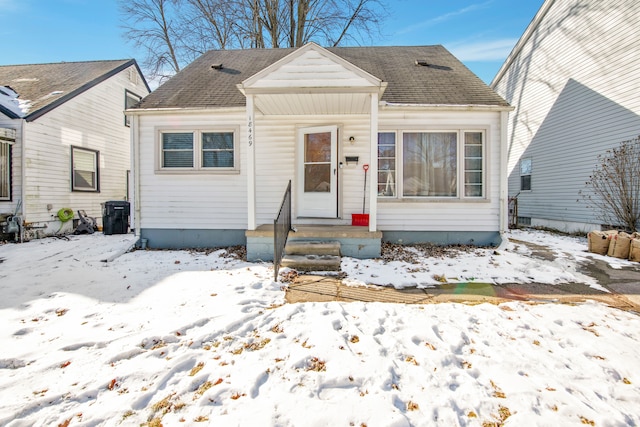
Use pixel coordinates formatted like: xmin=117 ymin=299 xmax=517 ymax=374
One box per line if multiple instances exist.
xmin=297 ymin=125 xmax=338 ymax=217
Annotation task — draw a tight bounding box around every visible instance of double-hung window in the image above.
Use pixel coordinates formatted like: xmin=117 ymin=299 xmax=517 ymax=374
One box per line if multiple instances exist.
xmin=377 ymin=129 xmax=486 ymax=200
xmin=71 ymin=146 xmax=99 ymax=192
xmin=520 ymin=158 xmax=532 ymax=191
xmin=162 ymin=132 xmax=194 ymax=168
xmin=159 ymin=129 xmax=237 ymax=172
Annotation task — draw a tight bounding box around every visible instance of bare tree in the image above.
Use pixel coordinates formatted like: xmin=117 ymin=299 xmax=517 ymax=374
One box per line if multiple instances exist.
xmin=184 ymin=0 xmax=240 ymax=50
xmin=580 ymin=135 xmax=640 ymax=232
xmin=119 ymin=0 xmax=388 ymax=79
xmin=120 ymin=0 xmax=184 ymax=80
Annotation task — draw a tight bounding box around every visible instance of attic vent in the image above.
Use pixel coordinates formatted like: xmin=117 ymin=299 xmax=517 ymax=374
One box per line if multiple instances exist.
xmin=128 ymin=68 xmax=139 ymax=84
xmin=415 ymin=59 xmax=430 ymax=67
xmin=211 ymin=63 xmax=223 ymax=70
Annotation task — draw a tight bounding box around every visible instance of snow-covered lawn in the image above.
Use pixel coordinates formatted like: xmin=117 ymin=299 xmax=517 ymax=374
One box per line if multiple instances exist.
xmin=0 ymin=230 xmax=639 ymax=426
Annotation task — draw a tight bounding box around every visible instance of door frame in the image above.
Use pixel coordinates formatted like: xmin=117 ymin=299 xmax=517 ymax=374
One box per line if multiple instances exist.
xmin=296 ymin=125 xmax=339 ymax=218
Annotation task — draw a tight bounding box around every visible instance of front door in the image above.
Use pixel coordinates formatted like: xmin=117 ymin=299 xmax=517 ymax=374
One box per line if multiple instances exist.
xmin=297 ymin=125 xmax=338 ymax=218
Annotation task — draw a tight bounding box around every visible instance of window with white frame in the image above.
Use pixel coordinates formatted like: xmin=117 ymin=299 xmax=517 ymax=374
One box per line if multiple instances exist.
xmin=377 ymin=130 xmax=485 ymax=199
xmin=0 ymin=140 xmax=11 ymax=200
xmin=520 ymin=158 xmax=531 ymax=191
xmin=378 ymin=132 xmax=396 ymax=197
xmin=159 ymin=129 xmax=237 ymax=172
xmin=71 ymin=146 xmax=99 ymax=192
xmin=464 ymin=132 xmax=484 ymax=197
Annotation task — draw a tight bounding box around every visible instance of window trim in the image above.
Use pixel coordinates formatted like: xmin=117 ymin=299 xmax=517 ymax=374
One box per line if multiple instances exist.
xmin=0 ymin=139 xmax=12 ymax=201
xmin=377 ymin=132 xmax=397 ymax=198
xmin=71 ymin=146 xmax=100 ymax=192
xmin=377 ymin=128 xmax=488 ymax=201
xmin=124 ymin=90 xmax=142 ymax=127
xmin=155 ymin=127 xmax=240 ymax=174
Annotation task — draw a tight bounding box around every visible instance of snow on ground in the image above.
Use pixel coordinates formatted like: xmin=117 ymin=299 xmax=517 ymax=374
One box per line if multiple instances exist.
xmin=342 ymin=229 xmax=607 ymax=291
xmin=0 ymin=230 xmax=639 ymax=426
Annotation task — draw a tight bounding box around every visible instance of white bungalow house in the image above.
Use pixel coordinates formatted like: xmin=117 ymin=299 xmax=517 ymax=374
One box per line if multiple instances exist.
xmin=128 ymin=43 xmax=511 ymax=260
xmin=491 ymin=0 xmax=640 ymax=233
xmin=0 ymin=60 xmax=150 ymax=238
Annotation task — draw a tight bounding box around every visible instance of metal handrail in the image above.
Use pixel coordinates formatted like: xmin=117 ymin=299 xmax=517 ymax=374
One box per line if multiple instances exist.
xmin=274 ymin=180 xmax=292 ymax=281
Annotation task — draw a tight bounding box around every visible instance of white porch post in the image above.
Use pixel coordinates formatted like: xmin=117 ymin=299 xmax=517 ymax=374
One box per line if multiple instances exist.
xmin=368 ymin=92 xmax=378 ymax=232
xmin=247 ymin=94 xmax=257 ymax=230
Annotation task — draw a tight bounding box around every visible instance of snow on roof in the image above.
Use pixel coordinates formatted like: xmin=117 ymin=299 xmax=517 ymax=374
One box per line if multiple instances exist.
xmin=0 ymin=85 xmax=30 ymax=117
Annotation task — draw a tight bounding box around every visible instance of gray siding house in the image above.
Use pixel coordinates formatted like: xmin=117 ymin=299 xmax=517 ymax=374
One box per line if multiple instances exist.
xmin=0 ymin=60 xmax=150 ymax=238
xmin=491 ymin=0 xmax=640 ymax=233
xmin=128 ymin=43 xmax=511 ymax=260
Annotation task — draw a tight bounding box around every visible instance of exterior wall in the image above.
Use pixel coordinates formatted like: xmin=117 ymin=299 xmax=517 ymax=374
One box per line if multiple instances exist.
xmin=136 ymin=110 xmax=249 ymax=246
xmin=136 ymin=106 xmax=505 ymax=249
xmin=20 ymin=65 xmax=149 ymax=235
xmin=0 ymin=117 xmax=22 ymax=216
xmin=254 ymin=114 xmax=373 ymax=226
xmin=492 ymin=0 xmax=640 ymax=232
xmin=376 ymin=108 xmax=503 ymax=235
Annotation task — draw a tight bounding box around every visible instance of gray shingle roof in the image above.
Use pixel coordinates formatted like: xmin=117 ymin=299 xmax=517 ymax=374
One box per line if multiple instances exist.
xmin=0 ymin=59 xmax=148 ymax=121
xmin=137 ymin=45 xmax=509 ymax=109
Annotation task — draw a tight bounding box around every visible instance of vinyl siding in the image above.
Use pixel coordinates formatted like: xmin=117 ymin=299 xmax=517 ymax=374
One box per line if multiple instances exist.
xmin=248 ymin=48 xmax=376 ymax=89
xmin=253 ymin=114 xmax=373 ymax=225
xmin=377 ymin=108 xmax=502 ymax=231
xmin=138 ymin=108 xmax=503 ymax=233
xmin=493 ymin=0 xmax=640 ymax=231
xmin=21 ymin=65 xmax=149 ymax=226
xmin=137 ymin=111 xmax=248 ymax=230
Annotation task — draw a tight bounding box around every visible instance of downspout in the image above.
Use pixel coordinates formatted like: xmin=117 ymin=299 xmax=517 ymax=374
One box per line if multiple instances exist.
xmin=20 ymin=119 xmax=26 ymax=219
xmin=132 ymin=114 xmax=141 ymax=238
xmin=499 ymin=111 xmax=509 ymax=242
xmin=368 ymin=92 xmax=378 ymax=232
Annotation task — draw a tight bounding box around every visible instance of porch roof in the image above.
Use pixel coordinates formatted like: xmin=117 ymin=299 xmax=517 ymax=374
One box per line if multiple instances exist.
xmin=135 ymin=45 xmax=510 ymax=111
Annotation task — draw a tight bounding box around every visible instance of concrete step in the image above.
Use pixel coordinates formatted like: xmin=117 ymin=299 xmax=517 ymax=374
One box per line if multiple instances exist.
xmin=285 ymin=240 xmax=341 ymax=256
xmin=281 ymin=254 xmax=342 ymax=272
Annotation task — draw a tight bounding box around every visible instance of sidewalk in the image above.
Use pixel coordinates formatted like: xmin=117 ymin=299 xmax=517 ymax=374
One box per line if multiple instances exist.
xmin=285 ymin=239 xmax=640 ymax=311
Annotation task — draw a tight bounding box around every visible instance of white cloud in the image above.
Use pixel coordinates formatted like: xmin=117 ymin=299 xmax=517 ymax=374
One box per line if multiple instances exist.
xmin=448 ymin=38 xmax=518 ymax=61
xmin=396 ymin=1 xmax=494 ymax=35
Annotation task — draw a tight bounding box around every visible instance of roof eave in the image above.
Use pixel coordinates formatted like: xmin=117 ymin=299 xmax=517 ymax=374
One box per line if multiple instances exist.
xmin=126 ymin=106 xmax=247 ymax=115
xmin=0 ymin=104 xmax=21 ymax=119
xmin=380 ymin=102 xmax=514 ymax=112
xmin=24 ymin=59 xmax=145 ymax=122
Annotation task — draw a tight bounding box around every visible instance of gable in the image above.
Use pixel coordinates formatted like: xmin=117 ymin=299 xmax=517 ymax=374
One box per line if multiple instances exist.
xmin=241 ymin=43 xmax=383 ymax=91
xmin=0 ymin=60 xmax=149 ymax=121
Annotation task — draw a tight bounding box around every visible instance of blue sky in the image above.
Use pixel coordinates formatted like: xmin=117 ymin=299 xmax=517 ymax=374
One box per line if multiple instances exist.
xmin=0 ymin=0 xmax=544 ymax=84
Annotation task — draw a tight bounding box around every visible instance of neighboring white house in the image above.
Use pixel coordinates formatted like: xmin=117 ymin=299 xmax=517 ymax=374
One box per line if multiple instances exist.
xmin=128 ymin=43 xmax=511 ymax=260
xmin=0 ymin=60 xmax=150 ymax=238
xmin=491 ymin=0 xmax=640 ymax=233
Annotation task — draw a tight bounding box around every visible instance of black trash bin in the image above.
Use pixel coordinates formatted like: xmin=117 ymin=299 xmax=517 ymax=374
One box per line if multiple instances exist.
xmin=103 ymin=201 xmax=130 ymax=235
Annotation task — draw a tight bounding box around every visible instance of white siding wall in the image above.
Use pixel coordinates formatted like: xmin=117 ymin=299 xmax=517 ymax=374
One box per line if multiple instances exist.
xmin=137 ymin=111 xmax=248 ymax=230
xmin=254 ymin=114 xmax=372 ymax=225
xmin=377 ymin=109 xmax=502 ymax=231
xmin=138 ymin=108 xmax=502 ymax=233
xmin=0 ymin=117 xmax=21 ymax=215
xmin=493 ymin=0 xmax=640 ymax=231
xmin=20 ymin=65 xmax=149 ymax=229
